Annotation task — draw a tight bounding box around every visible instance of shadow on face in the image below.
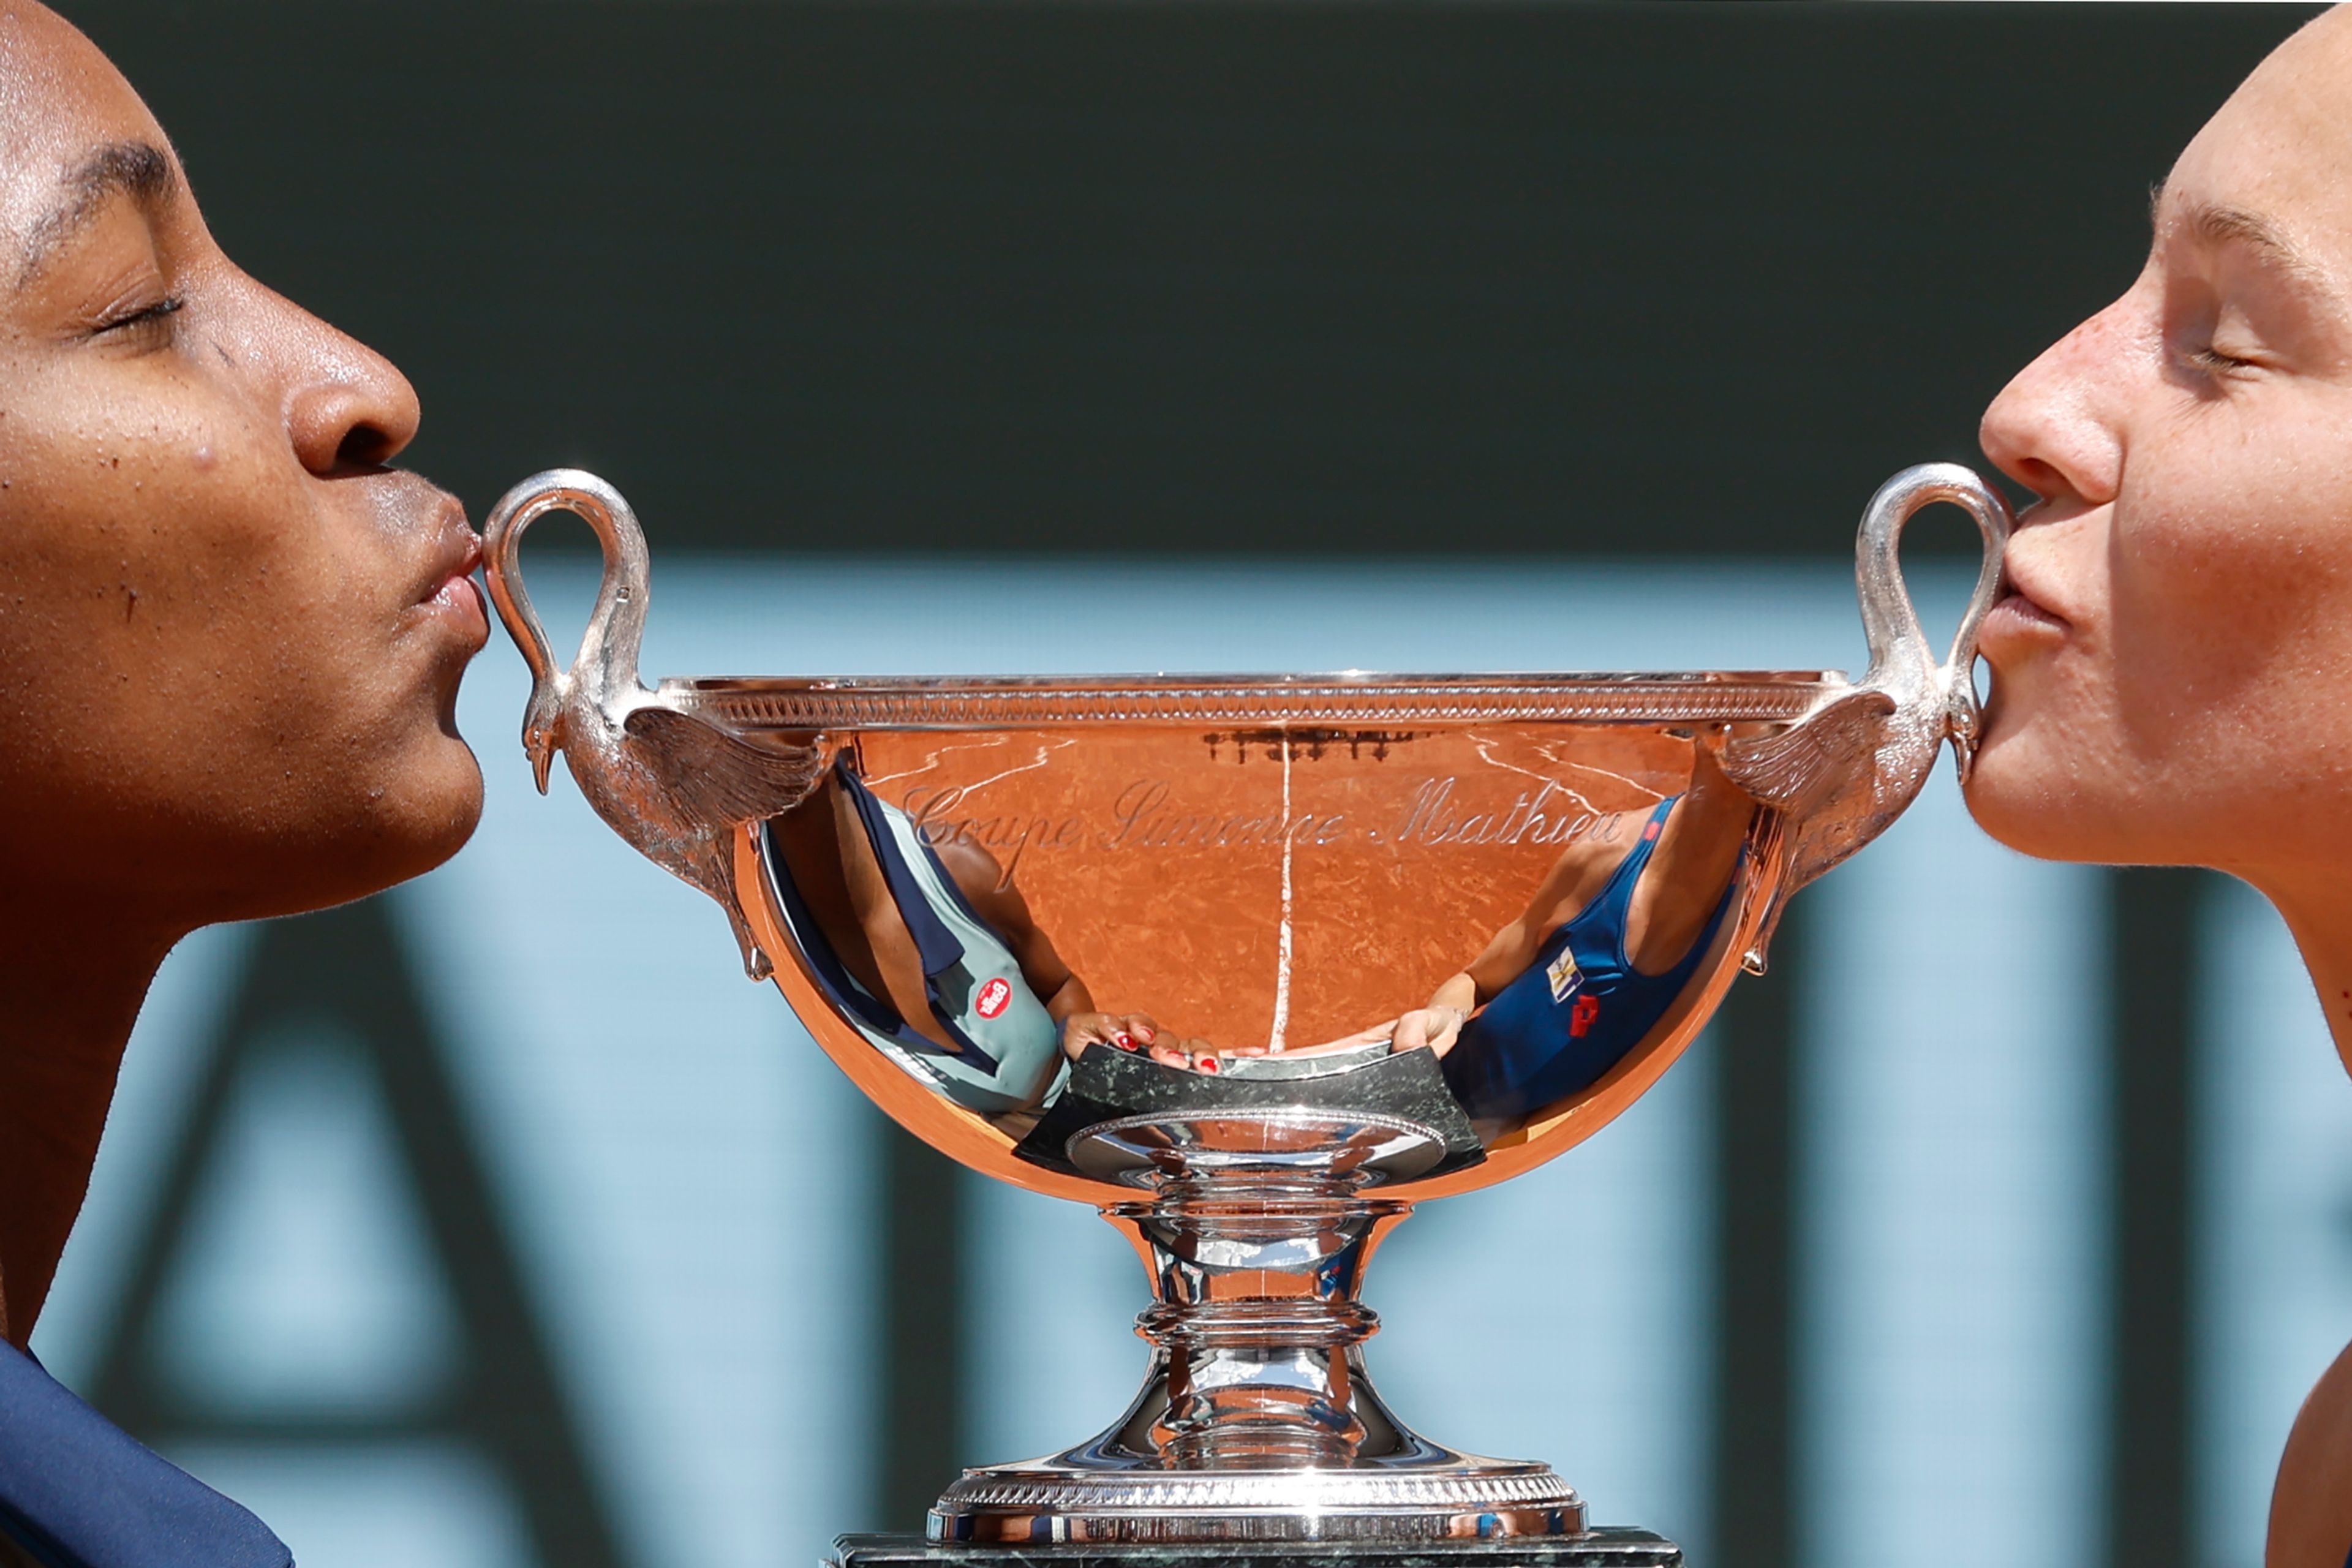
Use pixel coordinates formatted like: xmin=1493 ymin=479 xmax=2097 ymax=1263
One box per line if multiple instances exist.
xmin=0 ymin=4 xmax=489 ymax=935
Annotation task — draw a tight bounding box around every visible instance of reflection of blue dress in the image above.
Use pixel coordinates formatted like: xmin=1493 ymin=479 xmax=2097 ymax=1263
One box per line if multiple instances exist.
xmin=764 ymin=760 xmax=1067 ymax=1117
xmin=1442 ymin=795 xmax=1736 ymax=1124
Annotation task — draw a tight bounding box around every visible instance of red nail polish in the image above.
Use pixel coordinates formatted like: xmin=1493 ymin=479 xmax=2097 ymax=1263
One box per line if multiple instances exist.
xmin=1199 ymin=1057 xmax=1220 ymax=1074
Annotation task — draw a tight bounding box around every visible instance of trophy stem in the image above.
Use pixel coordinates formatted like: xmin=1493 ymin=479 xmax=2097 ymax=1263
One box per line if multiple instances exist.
xmin=1121 ymin=1169 xmax=1405 ymax=1471
xmin=929 ymin=1121 xmax=1584 ymax=1544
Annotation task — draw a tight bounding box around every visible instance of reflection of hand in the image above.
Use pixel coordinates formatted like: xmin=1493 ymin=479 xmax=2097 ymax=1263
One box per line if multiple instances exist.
xmin=1147 ymin=1034 xmax=1227 ymax=1071
xmin=1061 ymin=1015 xmax=1232 ymax=1074
xmin=1061 ymin=1012 xmax=1166 ymax=1061
xmin=1152 ymin=1044 xmax=1235 ymax=1074
xmin=1390 ymin=1006 xmax=1467 ymax=1057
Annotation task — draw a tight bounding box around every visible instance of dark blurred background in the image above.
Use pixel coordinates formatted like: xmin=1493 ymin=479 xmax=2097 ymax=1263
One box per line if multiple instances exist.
xmin=36 ymin=9 xmax=2342 ymax=1568
xmin=75 ymin=2 xmax=2304 ymax=555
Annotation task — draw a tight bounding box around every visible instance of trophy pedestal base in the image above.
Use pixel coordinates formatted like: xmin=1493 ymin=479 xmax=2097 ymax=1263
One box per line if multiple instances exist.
xmin=932 ymin=1125 xmax=1589 ymax=1546
xmin=829 ymin=1531 xmax=1682 ymax=1568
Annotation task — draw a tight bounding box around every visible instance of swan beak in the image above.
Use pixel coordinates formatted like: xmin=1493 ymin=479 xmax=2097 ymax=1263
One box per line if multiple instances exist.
xmin=1946 ymin=677 xmax=1982 ymax=787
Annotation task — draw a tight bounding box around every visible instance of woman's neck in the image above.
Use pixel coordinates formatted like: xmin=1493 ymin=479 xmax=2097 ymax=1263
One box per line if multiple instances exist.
xmin=2257 ymin=876 xmax=2352 ymax=1077
xmin=0 ymin=913 xmax=173 ymax=1349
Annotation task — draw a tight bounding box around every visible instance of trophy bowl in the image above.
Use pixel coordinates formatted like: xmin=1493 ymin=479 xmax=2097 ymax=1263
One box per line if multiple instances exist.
xmin=481 ymin=465 xmax=2008 ymax=1557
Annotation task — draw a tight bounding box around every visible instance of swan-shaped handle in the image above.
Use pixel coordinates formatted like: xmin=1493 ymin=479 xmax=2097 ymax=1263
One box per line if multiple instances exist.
xmin=1855 ymin=462 xmax=2013 ymax=782
xmin=1722 ymin=462 xmax=2013 ymax=973
xmin=482 ymin=468 xmax=653 ymax=728
xmin=480 ymin=468 xmax=820 ymax=981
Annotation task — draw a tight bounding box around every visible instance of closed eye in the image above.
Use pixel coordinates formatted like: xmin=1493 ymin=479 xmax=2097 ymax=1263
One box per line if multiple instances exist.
xmin=92 ymin=293 xmax=183 ymax=347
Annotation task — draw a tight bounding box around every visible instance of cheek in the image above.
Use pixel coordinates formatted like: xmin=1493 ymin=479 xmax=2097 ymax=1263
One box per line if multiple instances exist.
xmin=0 ymin=388 xmax=383 ymax=788
xmin=0 ymin=439 xmax=334 ymax=676
xmin=2106 ymin=412 xmax=2352 ymax=743
xmin=1984 ymin=407 xmax=2352 ymax=869
xmin=0 ymin=356 xmax=273 ymax=578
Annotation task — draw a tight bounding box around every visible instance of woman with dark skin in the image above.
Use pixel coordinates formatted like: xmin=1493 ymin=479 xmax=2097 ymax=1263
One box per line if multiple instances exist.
xmin=767 ymin=770 xmax=1205 ymax=1099
xmin=0 ymin=4 xmax=484 ymax=1558
xmin=1968 ymin=9 xmax=2352 ymax=1562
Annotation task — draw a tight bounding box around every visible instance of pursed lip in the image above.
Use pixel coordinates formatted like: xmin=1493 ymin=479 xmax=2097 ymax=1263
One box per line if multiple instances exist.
xmin=1985 ymin=537 xmax=2073 ymax=636
xmin=412 ymin=497 xmax=489 ymax=647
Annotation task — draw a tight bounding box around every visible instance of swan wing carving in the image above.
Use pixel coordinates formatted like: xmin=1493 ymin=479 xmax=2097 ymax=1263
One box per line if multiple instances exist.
xmin=1719 ymin=687 xmax=1898 ymax=814
xmin=622 ymin=706 xmax=826 ymax=826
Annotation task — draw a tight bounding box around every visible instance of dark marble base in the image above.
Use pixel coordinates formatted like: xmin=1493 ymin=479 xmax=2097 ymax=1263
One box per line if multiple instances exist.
xmin=827 ymin=1531 xmax=1682 ymax=1568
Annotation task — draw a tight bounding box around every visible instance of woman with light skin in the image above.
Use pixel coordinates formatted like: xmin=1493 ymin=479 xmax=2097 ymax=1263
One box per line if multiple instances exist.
xmin=1969 ymin=9 xmax=2352 ymax=1562
xmin=0 ymin=5 xmax=487 ymax=1562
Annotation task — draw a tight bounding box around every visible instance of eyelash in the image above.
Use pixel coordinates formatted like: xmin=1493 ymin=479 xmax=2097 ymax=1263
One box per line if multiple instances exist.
xmin=96 ymin=293 xmax=184 ymax=343
xmin=2188 ymin=342 xmax=2253 ymax=375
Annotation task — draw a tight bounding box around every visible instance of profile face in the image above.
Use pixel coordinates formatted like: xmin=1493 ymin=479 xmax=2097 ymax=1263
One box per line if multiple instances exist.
xmin=1969 ymin=9 xmax=2352 ymax=881
xmin=0 ymin=6 xmax=486 ymax=927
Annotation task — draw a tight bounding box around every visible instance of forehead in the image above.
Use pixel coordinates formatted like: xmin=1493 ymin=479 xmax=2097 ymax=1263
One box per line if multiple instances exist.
xmin=2168 ymin=10 xmax=2352 ymax=256
xmin=0 ymin=6 xmax=172 ymax=250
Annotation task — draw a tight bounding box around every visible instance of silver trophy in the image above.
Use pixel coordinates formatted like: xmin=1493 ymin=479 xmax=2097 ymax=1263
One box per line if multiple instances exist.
xmin=483 ymin=466 xmax=2008 ymax=1564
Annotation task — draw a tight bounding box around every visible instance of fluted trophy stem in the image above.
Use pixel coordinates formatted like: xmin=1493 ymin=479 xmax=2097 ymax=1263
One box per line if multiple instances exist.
xmin=930 ymin=1111 xmax=1582 ymax=1544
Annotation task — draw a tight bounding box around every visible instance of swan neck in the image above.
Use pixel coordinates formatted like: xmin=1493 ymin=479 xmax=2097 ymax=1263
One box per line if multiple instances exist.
xmin=578 ymin=567 xmax=648 ymax=710
xmin=1855 ymin=513 xmax=1934 ymax=692
xmin=570 ymin=488 xmax=653 ymax=714
xmin=1858 ymin=581 xmax=1932 ymax=690
xmin=479 ymin=470 xmax=660 ymax=722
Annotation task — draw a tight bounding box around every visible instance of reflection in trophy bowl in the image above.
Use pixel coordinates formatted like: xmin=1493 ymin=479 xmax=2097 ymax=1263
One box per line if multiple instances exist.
xmin=737 ymin=691 xmax=1792 ymax=1198
xmin=483 ymin=465 xmax=2010 ymax=1549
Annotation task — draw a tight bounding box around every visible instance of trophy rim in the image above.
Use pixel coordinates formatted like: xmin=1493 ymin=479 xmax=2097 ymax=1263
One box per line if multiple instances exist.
xmin=668 ymin=668 xmax=1839 ymax=730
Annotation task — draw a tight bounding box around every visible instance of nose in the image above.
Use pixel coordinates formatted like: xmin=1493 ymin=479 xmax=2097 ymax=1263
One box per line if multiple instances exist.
xmin=252 ymin=280 xmax=424 ymax=476
xmin=1978 ymin=290 xmax=2137 ymax=513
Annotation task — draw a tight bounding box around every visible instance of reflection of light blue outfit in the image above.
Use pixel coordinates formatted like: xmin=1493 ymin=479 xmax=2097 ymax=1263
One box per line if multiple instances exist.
xmin=1442 ymin=795 xmax=1735 ymax=1124
xmin=0 ymin=1341 xmax=288 ymax=1567
xmin=763 ymin=761 xmax=1066 ymax=1117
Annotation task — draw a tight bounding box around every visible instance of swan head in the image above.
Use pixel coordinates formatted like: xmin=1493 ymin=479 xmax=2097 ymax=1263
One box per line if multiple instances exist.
xmin=1945 ymin=668 xmax=1985 ymax=786
xmin=522 ymin=680 xmax=566 ymax=794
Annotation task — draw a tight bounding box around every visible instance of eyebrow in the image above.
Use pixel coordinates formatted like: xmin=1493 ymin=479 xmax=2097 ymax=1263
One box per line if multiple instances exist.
xmin=15 ymin=140 xmax=178 ymax=292
xmin=2149 ymin=179 xmax=2337 ymax=298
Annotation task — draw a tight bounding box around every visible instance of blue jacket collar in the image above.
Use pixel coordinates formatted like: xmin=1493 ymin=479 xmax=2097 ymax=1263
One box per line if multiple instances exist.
xmin=0 ymin=1341 xmax=288 ymax=1568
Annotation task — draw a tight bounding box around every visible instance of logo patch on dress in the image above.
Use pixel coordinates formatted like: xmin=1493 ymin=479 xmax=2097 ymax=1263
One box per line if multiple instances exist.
xmin=976 ymin=977 xmax=1013 ymax=1019
xmin=1546 ymin=949 xmax=1583 ymax=1003
xmin=1569 ymin=993 xmax=1602 ymax=1039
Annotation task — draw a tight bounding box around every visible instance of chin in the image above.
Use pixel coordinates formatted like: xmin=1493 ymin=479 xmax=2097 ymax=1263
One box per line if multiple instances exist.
xmin=379 ymin=742 xmax=487 ymax=876
xmin=1962 ymin=720 xmax=2127 ymax=864
xmin=263 ymin=740 xmax=486 ymax=918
